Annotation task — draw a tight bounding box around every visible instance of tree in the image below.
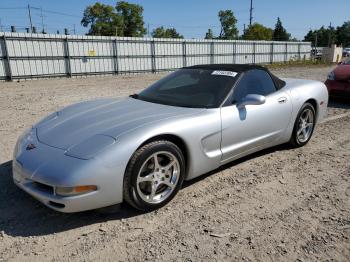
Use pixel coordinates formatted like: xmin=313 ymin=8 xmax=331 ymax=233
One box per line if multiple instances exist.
xmin=218 ymin=10 xmax=238 ymax=39
xmin=303 ymin=26 xmax=336 ymax=47
xmin=205 ymin=28 xmax=214 ymax=39
xmin=243 ymin=23 xmax=273 ymax=40
xmin=272 ymin=17 xmax=290 ymax=41
xmin=115 ymin=1 xmax=146 ymax=37
xmin=151 ymin=26 xmax=183 ymax=38
xmin=336 ymin=21 xmax=350 ymax=47
xmin=81 ymin=2 xmax=122 ymax=36
xmin=81 ymin=1 xmax=146 ymax=37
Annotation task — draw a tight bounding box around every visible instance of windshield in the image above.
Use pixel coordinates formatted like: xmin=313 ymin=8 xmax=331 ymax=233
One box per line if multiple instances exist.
xmin=135 ymin=69 xmax=239 ymax=108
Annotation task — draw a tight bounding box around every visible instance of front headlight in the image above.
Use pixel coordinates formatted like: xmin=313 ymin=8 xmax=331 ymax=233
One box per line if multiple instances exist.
xmin=327 ymin=71 xmax=335 ymax=80
xmin=65 ymin=134 xmax=116 ymax=160
xmin=55 ymin=185 xmax=97 ymax=196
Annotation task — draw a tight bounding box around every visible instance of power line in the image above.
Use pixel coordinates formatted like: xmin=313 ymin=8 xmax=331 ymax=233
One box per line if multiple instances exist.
xmin=0 ymin=7 xmax=26 ymax=10
xmin=40 ymin=8 xmax=81 ymax=18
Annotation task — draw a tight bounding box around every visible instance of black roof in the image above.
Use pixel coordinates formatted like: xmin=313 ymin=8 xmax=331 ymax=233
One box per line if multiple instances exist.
xmin=183 ymin=63 xmax=286 ymax=90
xmin=184 ymin=63 xmax=266 ymax=73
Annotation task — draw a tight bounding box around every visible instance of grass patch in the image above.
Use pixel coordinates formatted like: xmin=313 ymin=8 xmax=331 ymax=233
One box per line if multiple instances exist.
xmin=265 ymin=59 xmax=333 ymax=70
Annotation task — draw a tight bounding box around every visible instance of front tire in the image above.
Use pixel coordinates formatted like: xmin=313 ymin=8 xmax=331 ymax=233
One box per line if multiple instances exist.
xmin=289 ymin=102 xmax=316 ymax=147
xmin=123 ymin=140 xmax=185 ymax=211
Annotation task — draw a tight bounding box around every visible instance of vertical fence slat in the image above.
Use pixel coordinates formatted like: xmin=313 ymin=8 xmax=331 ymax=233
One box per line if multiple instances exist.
xmin=63 ymin=37 xmax=72 ymax=77
xmin=253 ymin=42 xmax=256 ymax=64
xmin=285 ymin=43 xmax=288 ymax=63
xmin=210 ymin=41 xmax=214 ymax=64
xmin=2 ymin=35 xmax=12 ymax=80
xmin=151 ymin=40 xmax=156 ymax=73
xmin=182 ymin=41 xmax=187 ymax=67
xmin=270 ymin=42 xmax=274 ymax=64
xmin=113 ymin=39 xmax=119 ymax=74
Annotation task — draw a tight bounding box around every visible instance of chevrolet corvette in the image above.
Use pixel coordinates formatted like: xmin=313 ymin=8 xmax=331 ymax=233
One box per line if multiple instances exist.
xmin=13 ymin=64 xmax=328 ymax=212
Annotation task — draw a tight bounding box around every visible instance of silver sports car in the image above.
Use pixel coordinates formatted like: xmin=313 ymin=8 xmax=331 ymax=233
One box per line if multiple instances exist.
xmin=13 ymin=64 xmax=328 ymax=212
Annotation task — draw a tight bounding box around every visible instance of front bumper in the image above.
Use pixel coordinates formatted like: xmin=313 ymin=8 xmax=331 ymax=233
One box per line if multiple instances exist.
xmin=13 ymin=138 xmax=125 ymax=213
xmin=325 ymin=80 xmax=350 ymax=97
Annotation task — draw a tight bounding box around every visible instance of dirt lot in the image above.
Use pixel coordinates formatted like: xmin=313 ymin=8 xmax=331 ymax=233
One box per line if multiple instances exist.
xmin=0 ymin=65 xmax=349 ymax=261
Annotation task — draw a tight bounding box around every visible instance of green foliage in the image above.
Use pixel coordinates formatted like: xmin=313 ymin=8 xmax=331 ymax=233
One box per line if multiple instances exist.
xmin=81 ymin=1 xmax=146 ymax=37
xmin=304 ymin=26 xmax=337 ymax=47
xmin=272 ymin=17 xmax=290 ymax=41
xmin=115 ymin=1 xmax=146 ymax=37
xmin=81 ymin=2 xmax=122 ymax=36
xmin=218 ymin=10 xmax=238 ymax=39
xmin=243 ymin=23 xmax=273 ymax=40
xmin=205 ymin=28 xmax=214 ymax=39
xmin=151 ymin=26 xmax=183 ymax=38
xmin=336 ymin=21 xmax=350 ymax=47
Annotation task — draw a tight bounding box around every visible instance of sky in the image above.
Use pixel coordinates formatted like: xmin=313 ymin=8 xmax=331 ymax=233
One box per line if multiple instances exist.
xmin=0 ymin=0 xmax=348 ymax=40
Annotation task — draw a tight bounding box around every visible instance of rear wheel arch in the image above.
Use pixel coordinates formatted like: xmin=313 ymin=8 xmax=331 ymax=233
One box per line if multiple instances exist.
xmin=304 ymin=98 xmax=318 ymax=121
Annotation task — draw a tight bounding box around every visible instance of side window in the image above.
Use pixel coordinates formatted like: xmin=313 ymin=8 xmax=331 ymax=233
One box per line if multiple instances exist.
xmin=232 ymin=69 xmax=276 ymax=103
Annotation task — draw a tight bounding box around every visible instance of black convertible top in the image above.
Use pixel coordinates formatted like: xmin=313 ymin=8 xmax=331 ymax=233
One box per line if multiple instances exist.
xmin=184 ymin=64 xmax=286 ymax=90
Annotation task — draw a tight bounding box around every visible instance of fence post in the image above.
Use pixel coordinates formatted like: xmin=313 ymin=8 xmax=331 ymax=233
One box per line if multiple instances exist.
xmin=113 ymin=38 xmax=119 ymax=74
xmin=63 ymin=37 xmax=72 ymax=77
xmin=284 ymin=43 xmax=288 ymax=63
xmin=2 ymin=35 xmax=13 ymax=81
xmin=210 ymin=41 xmax=214 ymax=64
xmin=150 ymin=40 xmax=156 ymax=73
xmin=270 ymin=42 xmax=274 ymax=64
xmin=233 ymin=41 xmax=236 ymax=64
xmin=182 ymin=41 xmax=187 ymax=67
xmin=298 ymin=43 xmax=301 ymax=61
xmin=253 ymin=42 xmax=256 ymax=64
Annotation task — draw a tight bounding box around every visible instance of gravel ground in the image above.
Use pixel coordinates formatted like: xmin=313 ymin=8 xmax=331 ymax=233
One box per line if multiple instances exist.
xmin=0 ymin=65 xmax=349 ymax=261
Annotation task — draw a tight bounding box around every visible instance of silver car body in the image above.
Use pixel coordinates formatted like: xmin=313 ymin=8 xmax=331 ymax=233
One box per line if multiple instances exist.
xmin=13 ymin=77 xmax=328 ymax=212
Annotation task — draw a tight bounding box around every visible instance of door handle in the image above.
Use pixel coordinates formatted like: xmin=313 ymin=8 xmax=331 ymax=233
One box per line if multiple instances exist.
xmin=277 ymin=97 xmax=287 ymax=103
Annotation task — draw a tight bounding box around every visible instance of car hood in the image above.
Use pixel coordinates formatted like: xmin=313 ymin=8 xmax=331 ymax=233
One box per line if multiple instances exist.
xmin=36 ymin=97 xmax=203 ymax=150
xmin=334 ymin=65 xmax=350 ymax=81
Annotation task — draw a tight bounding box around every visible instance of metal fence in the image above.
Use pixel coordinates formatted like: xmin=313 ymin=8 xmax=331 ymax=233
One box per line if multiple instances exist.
xmin=0 ymin=32 xmax=311 ymax=81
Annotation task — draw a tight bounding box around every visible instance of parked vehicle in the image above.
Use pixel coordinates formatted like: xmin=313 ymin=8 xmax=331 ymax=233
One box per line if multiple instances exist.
xmin=343 ymin=48 xmax=350 ymax=57
xmin=325 ymin=59 xmax=350 ymax=97
xmin=13 ymin=64 xmax=328 ymax=212
xmin=311 ymin=48 xmax=323 ymax=59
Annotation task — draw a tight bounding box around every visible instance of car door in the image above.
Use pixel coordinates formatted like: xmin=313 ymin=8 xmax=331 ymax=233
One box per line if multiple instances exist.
xmin=220 ymin=69 xmax=292 ymax=162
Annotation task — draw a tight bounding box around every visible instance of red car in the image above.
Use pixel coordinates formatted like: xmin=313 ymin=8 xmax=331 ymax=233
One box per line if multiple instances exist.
xmin=325 ymin=60 xmax=350 ymax=98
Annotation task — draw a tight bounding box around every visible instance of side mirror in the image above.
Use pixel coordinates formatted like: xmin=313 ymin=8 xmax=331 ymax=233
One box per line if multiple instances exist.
xmin=237 ymin=94 xmax=266 ymax=108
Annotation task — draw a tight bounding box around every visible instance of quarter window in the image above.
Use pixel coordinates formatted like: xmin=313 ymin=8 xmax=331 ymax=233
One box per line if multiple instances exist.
xmin=232 ymin=69 xmax=276 ymax=103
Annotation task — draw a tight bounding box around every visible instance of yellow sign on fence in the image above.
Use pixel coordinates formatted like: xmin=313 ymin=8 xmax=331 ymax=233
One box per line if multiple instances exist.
xmin=88 ymin=50 xmax=96 ymax=56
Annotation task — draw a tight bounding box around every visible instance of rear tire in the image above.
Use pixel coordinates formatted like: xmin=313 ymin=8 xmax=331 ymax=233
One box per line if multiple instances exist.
xmin=289 ymin=102 xmax=316 ymax=147
xmin=123 ymin=140 xmax=185 ymax=211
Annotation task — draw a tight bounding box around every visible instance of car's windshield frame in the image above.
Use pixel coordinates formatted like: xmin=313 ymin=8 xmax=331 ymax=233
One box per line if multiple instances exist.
xmin=133 ymin=68 xmax=240 ymax=109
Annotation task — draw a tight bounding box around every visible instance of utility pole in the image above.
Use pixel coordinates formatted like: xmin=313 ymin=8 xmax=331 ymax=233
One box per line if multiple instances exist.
xmin=243 ymin=24 xmax=246 ymax=34
xmin=249 ymin=0 xmax=253 ymax=26
xmin=147 ymin=23 xmax=150 ymax=37
xmin=315 ymin=32 xmax=318 ymax=48
xmin=40 ymin=8 xmax=45 ymax=33
xmin=73 ymin=24 xmax=76 ymax=35
xmin=0 ymin=18 xmax=3 ymax=32
xmin=28 ymin=4 xmax=33 ymax=32
xmin=328 ymin=22 xmax=332 ymax=47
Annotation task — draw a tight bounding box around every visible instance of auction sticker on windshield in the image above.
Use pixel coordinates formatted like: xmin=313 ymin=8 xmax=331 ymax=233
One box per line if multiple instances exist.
xmin=211 ymin=70 xmax=238 ymax=77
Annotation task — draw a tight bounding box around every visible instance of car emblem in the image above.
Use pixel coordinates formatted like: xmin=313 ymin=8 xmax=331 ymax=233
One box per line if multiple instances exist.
xmin=26 ymin=143 xmax=36 ymax=151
